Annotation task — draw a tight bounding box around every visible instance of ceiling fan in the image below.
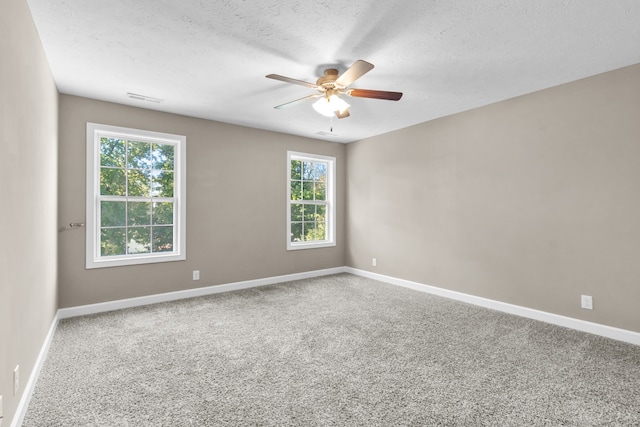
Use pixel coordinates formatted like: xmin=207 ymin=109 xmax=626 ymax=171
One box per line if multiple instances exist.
xmin=266 ymin=60 xmax=402 ymax=119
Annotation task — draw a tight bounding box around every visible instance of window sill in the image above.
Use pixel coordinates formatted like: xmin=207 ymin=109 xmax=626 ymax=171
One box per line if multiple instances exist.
xmin=287 ymin=241 xmax=336 ymax=251
xmin=86 ymin=252 xmax=186 ymax=269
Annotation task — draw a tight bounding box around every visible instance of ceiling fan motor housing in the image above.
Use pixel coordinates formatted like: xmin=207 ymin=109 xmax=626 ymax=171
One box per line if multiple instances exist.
xmin=316 ymin=69 xmax=345 ymax=94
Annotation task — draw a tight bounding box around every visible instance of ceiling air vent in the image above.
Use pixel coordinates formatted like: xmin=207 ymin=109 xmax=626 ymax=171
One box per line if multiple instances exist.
xmin=315 ymin=131 xmax=338 ymax=137
xmin=126 ymin=92 xmax=164 ymax=103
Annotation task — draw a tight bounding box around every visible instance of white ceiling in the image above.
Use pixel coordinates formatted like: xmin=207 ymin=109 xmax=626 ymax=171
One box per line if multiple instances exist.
xmin=26 ymin=0 xmax=640 ymax=143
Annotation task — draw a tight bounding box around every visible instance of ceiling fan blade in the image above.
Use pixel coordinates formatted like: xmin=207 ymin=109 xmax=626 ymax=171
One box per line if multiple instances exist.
xmin=274 ymin=94 xmax=321 ymax=109
xmin=335 ymin=60 xmax=374 ymax=87
xmin=336 ymin=109 xmax=350 ymax=119
xmin=347 ymin=89 xmax=403 ymax=101
xmin=266 ymin=74 xmax=317 ymax=89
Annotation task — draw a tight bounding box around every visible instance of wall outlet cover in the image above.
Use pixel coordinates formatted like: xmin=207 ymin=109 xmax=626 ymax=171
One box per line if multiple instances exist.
xmin=581 ymin=295 xmax=593 ymax=310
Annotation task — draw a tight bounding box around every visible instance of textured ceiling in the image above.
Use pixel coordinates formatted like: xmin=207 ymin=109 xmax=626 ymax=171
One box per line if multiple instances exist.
xmin=26 ymin=0 xmax=640 ymax=143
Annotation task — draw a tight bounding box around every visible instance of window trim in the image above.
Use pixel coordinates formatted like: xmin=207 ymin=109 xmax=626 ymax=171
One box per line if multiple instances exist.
xmin=286 ymin=151 xmax=336 ymax=251
xmin=86 ymin=122 xmax=186 ymax=269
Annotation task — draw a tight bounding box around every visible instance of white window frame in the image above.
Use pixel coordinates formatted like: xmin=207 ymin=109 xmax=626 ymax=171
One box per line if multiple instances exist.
xmin=287 ymin=151 xmax=336 ymax=250
xmin=86 ymin=122 xmax=186 ymax=269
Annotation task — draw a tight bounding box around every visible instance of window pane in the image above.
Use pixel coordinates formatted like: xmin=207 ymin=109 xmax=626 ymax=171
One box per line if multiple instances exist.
xmin=290 ymin=160 xmax=302 ymax=180
xmin=302 ymin=181 xmax=315 ymax=200
xmin=153 ymin=226 xmax=173 ymax=252
xmin=152 ymin=202 xmax=173 ymax=225
xmin=291 ymin=222 xmax=303 ymax=242
xmin=290 ymin=180 xmax=302 ymax=200
xmin=316 ymin=220 xmax=327 ymax=240
xmin=302 ymin=162 xmax=314 ymax=180
xmin=128 ymin=202 xmax=151 ymax=226
xmin=127 ymin=141 xmax=152 ymax=169
xmin=316 ymin=204 xmax=326 ymax=221
xmin=100 ymin=138 xmax=126 ymax=167
xmin=152 ymin=170 xmax=174 ymax=197
xmin=304 ymin=222 xmax=316 ymax=240
xmin=101 ymin=228 xmax=126 ymax=256
xmin=128 ymin=169 xmax=151 ymax=197
xmin=314 ymin=162 xmax=327 ymax=180
xmin=152 ymin=144 xmax=174 ymax=170
xmin=303 ymin=204 xmax=315 ymax=221
xmin=290 ymin=203 xmax=303 ymax=221
xmin=100 ymin=168 xmax=126 ymax=196
xmin=101 ymin=201 xmax=126 ymax=227
xmin=315 ymin=181 xmax=326 ymax=201
xmin=128 ymin=227 xmax=151 ymax=254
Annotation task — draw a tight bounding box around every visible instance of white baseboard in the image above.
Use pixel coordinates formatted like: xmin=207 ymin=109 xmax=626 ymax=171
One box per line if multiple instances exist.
xmin=58 ymin=267 xmax=346 ymax=319
xmin=11 ymin=311 xmax=60 ymax=427
xmin=345 ymin=267 xmax=640 ymax=346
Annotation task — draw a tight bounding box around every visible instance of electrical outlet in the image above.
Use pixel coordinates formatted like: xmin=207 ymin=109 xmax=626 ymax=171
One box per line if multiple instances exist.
xmin=13 ymin=365 xmax=19 ymax=396
xmin=372 ymin=258 xmax=377 ymax=267
xmin=581 ymin=295 xmax=593 ymax=310
xmin=192 ymin=270 xmax=200 ymax=281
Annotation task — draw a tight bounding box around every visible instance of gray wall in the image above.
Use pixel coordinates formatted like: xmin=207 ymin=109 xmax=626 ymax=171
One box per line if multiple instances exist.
xmin=346 ymin=63 xmax=640 ymax=333
xmin=58 ymin=95 xmax=346 ymax=308
xmin=0 ymin=0 xmax=59 ymax=424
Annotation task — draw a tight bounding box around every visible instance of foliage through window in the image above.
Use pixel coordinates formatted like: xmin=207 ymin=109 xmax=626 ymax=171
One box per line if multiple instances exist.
xmin=287 ymin=151 xmax=335 ymax=250
xmin=86 ymin=123 xmax=186 ymax=268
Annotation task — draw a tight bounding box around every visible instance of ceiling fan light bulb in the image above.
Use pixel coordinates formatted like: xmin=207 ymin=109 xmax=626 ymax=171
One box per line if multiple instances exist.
xmin=312 ymin=97 xmax=337 ymax=117
xmin=329 ymin=95 xmax=350 ymax=114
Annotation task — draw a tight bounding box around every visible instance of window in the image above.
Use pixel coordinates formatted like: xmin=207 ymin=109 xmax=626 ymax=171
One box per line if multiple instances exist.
xmin=287 ymin=151 xmax=336 ymax=250
xmin=86 ymin=123 xmax=186 ymax=268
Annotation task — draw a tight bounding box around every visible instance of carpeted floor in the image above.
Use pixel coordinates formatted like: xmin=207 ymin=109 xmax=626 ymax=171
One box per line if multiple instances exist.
xmin=23 ymin=274 xmax=640 ymax=426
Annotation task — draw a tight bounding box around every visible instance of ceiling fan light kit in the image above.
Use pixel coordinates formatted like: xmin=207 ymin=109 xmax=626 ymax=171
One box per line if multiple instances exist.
xmin=312 ymin=94 xmax=350 ymax=117
xmin=266 ymin=60 xmax=402 ymax=119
